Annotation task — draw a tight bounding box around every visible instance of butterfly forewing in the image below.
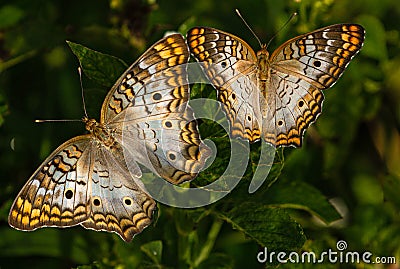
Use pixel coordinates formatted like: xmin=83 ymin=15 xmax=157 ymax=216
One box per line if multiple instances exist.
xmin=187 ymin=27 xmax=262 ymax=142
xmin=271 ymin=24 xmax=365 ymax=89
xmin=101 ymin=34 xmax=191 ymax=123
xmin=103 ymin=33 xmax=211 ymax=184
xmin=187 ymin=24 xmax=365 ymax=147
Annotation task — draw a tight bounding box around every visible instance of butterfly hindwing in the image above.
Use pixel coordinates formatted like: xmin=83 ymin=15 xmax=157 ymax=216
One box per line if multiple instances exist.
xmin=8 ymin=136 xmax=92 ymax=230
xmin=263 ymin=70 xmax=324 ymax=146
xmin=9 ymin=135 xmax=156 ymax=242
xmin=81 ymin=144 xmax=156 ymax=242
xmin=263 ymin=24 xmax=364 ymax=146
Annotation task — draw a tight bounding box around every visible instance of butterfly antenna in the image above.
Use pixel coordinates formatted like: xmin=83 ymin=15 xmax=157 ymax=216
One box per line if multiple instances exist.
xmin=78 ymin=67 xmax=89 ymax=119
xmin=235 ymin=9 xmax=262 ymax=48
xmin=35 ymin=67 xmax=87 ymax=123
xmin=266 ymin=12 xmax=297 ymax=49
xmin=35 ymin=119 xmax=82 ymax=123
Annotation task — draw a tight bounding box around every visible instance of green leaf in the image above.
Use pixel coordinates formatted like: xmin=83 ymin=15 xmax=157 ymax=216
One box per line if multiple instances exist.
xmin=264 ymin=180 xmax=342 ymax=223
xmin=357 ymin=14 xmax=388 ymax=61
xmin=140 ymin=240 xmax=163 ymax=265
xmin=0 ymin=5 xmax=24 ymax=29
xmin=249 ymin=144 xmax=285 ymax=191
xmin=352 ymin=173 xmax=384 ymax=204
xmin=66 ymin=41 xmax=128 ymax=87
xmin=218 ymin=202 xmax=306 ymax=251
xmin=382 ymin=175 xmax=400 ymax=209
xmin=0 ymin=228 xmax=90 ymax=264
xmin=194 ymin=137 xmax=245 ymax=187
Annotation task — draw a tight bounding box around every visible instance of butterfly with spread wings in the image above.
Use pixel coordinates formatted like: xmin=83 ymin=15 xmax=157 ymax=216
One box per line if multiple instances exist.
xmin=187 ymin=24 xmax=364 ymax=147
xmin=9 ymin=34 xmax=211 ymax=242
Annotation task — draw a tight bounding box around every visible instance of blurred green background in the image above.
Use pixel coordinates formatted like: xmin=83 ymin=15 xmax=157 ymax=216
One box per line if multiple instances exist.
xmin=0 ymin=0 xmax=399 ymax=268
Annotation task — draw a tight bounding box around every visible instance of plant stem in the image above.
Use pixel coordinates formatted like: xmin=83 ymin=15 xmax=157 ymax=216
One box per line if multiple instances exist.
xmin=192 ymin=219 xmax=224 ymax=268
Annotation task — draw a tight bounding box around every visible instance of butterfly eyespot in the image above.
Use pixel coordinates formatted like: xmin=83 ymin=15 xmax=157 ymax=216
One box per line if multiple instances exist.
xmin=247 ymin=115 xmax=252 ymax=121
xmin=313 ymin=60 xmax=322 ymax=67
xmin=221 ymin=61 xmax=227 ymax=68
xmin=231 ymin=93 xmax=236 ymax=100
xmin=152 ymin=92 xmax=162 ymax=101
xmin=64 ymin=189 xmax=74 ymax=199
xmin=167 ymin=152 xmax=176 ymax=161
xmin=277 ymin=120 xmax=284 ymax=126
xmin=298 ymin=100 xmax=305 ymax=108
xmin=123 ymin=197 xmax=133 ymax=206
xmin=93 ymin=197 xmax=101 ymax=207
xmin=164 ymin=121 xmax=173 ymax=128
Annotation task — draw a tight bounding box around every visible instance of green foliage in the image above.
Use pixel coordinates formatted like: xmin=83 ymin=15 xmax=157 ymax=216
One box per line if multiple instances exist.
xmin=67 ymin=41 xmax=128 ymax=87
xmin=1 ymin=0 xmax=399 ymax=268
xmin=0 ymin=5 xmax=24 ymax=29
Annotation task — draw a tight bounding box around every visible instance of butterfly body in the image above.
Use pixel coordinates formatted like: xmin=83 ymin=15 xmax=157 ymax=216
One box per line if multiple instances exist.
xmin=84 ymin=117 xmax=117 ymax=148
xmin=187 ymin=24 xmax=365 ymax=147
xmin=255 ymin=46 xmax=271 ymax=99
